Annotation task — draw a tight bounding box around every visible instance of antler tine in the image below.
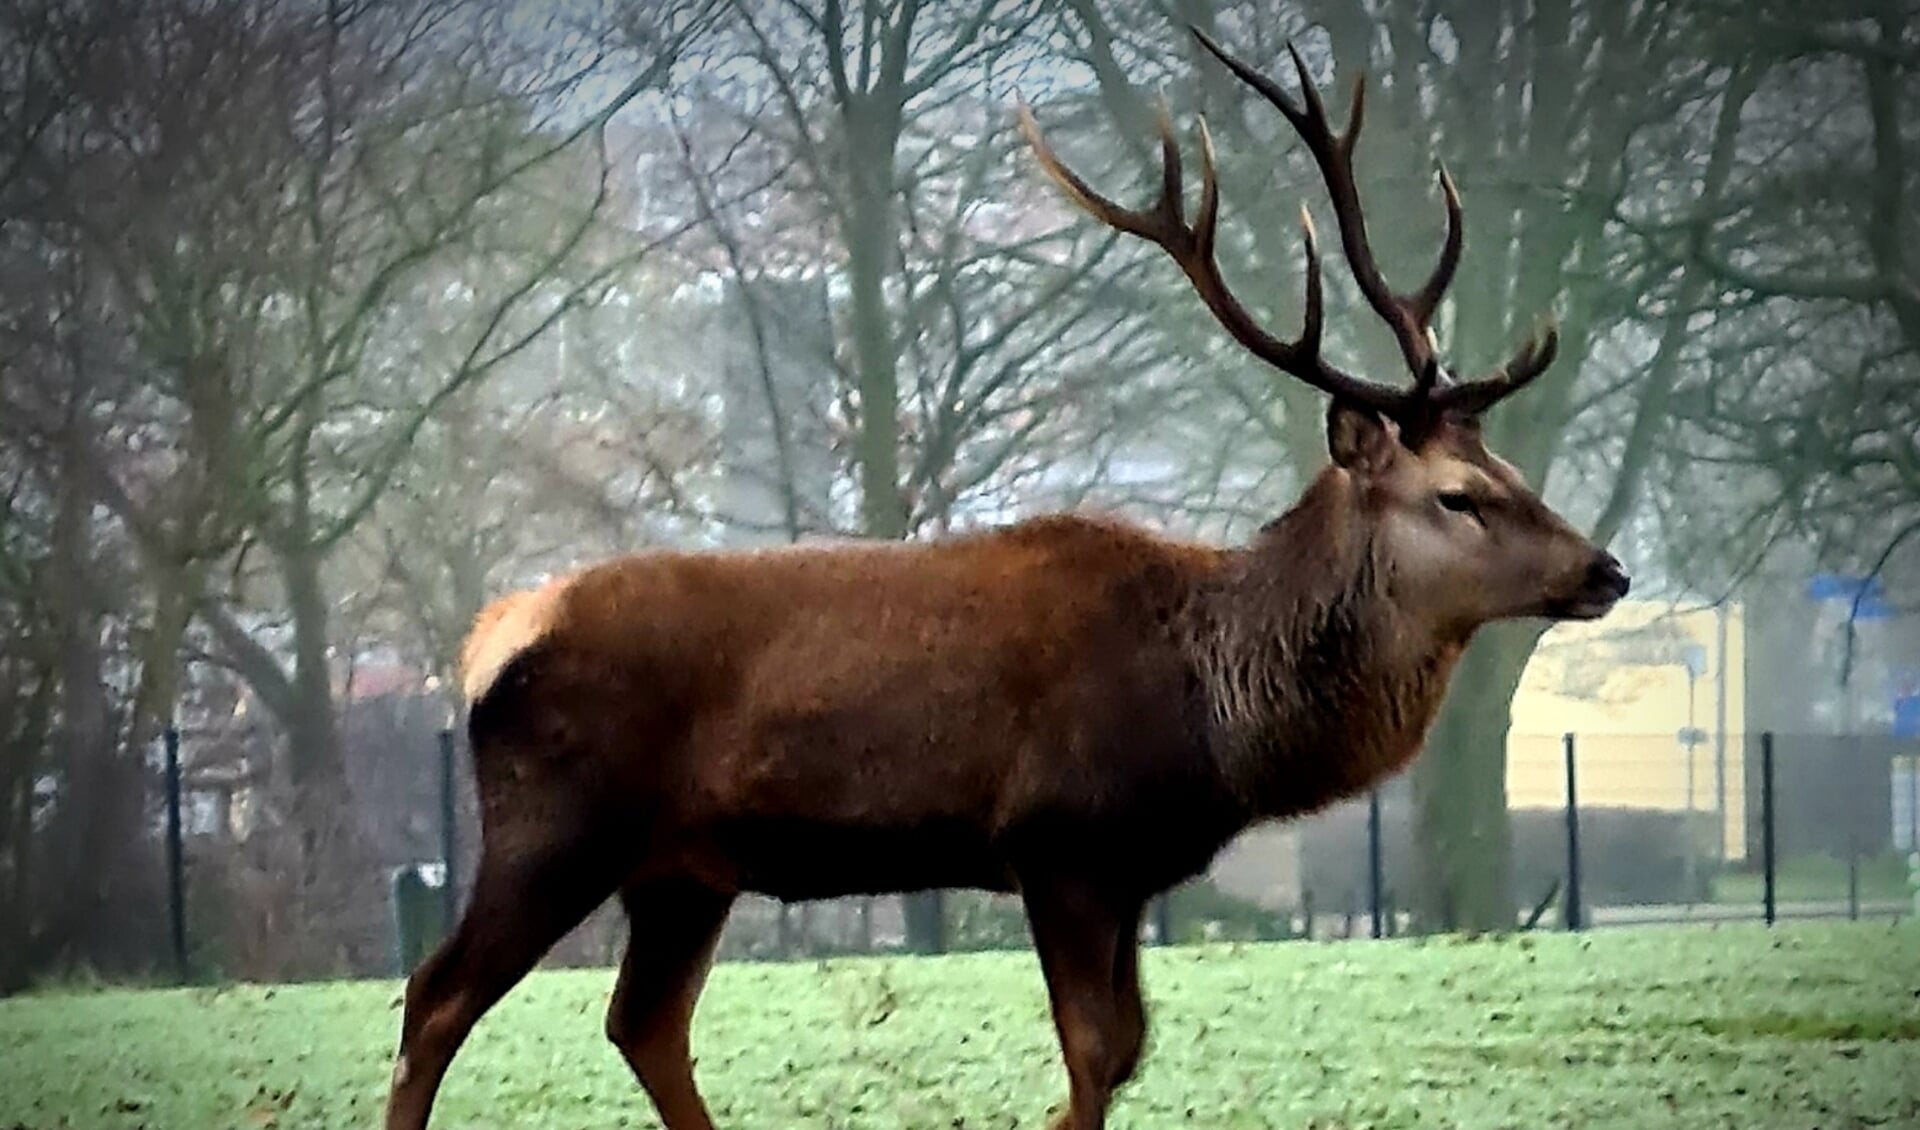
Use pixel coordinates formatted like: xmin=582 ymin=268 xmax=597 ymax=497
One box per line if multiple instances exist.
xmin=1297 ymin=205 xmax=1325 ymax=355
xmin=1436 ymin=323 xmax=1561 ymax=415
xmin=1192 ymin=115 xmax=1221 ymax=260
xmin=1016 ymin=92 xmax=1407 ymax=415
xmin=1016 ymin=94 xmax=1170 ymax=244
xmin=1152 ymin=98 xmax=1184 ymax=228
xmin=1285 ymin=42 xmax=1328 ymax=129
xmin=1191 ymin=28 xmax=1306 ymax=134
xmin=1412 ymin=163 xmax=1463 ymax=325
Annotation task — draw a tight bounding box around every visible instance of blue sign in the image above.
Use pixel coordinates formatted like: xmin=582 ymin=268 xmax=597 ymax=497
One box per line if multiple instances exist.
xmin=1808 ymin=573 xmax=1877 ymax=601
xmin=1807 ymin=573 xmax=1896 ymax=620
xmin=1895 ymin=694 xmax=1920 ymax=740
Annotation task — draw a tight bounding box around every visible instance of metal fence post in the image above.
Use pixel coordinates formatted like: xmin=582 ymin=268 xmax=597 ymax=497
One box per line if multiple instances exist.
xmin=1154 ymin=893 xmax=1173 ymax=947
xmin=1909 ymin=752 xmax=1918 ymax=858
xmin=163 ymin=726 xmax=188 ymax=984
xmin=1760 ymin=731 xmax=1776 ymax=926
xmin=1367 ymin=788 xmax=1384 ymax=939
xmin=1563 ymin=733 xmax=1583 ymax=931
xmin=438 ymin=727 xmax=458 ymax=933
xmin=1847 ymin=848 xmax=1859 ymax=921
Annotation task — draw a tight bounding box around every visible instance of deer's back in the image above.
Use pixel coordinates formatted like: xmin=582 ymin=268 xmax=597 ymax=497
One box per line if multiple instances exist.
xmin=468 ymin=514 xmax=1242 ymax=898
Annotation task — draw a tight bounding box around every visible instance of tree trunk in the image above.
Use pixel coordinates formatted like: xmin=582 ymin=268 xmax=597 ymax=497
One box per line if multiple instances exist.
xmin=277 ymin=412 xmax=344 ymax=799
xmin=41 ymin=426 xmax=150 ymax=974
xmin=0 ymin=666 xmax=53 ymax=994
xmin=844 ymin=115 xmax=909 ymax=545
xmin=1409 ymin=622 xmax=1544 ymax=932
xmin=123 ymin=565 xmax=200 ymax=765
xmin=282 ymin=539 xmax=342 ymax=794
xmin=839 ymin=87 xmax=944 ymax=953
xmin=901 ymin=889 xmax=947 ymax=955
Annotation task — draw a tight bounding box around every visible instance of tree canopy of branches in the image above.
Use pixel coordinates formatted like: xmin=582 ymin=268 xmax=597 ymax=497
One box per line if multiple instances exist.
xmin=1656 ymin=1 xmax=1918 ymax=603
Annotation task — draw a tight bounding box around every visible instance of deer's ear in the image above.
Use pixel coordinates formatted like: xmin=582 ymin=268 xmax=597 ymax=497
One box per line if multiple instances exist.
xmin=1326 ymin=400 xmax=1399 ymax=474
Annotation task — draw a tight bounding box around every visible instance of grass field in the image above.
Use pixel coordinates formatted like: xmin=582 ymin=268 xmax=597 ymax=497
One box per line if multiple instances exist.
xmin=1710 ymin=853 xmax=1914 ymax=906
xmin=3 ymin=923 xmax=1916 ymax=1129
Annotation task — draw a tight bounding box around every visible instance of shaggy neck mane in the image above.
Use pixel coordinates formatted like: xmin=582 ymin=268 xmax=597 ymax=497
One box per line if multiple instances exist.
xmin=1186 ymin=471 xmax=1462 ymax=820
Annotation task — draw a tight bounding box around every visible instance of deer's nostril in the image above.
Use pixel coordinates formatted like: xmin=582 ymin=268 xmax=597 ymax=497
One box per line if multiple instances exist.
xmin=1588 ymin=553 xmax=1631 ymax=597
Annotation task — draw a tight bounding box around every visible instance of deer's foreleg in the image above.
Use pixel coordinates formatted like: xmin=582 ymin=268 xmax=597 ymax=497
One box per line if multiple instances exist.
xmin=1023 ymin=878 xmax=1148 ymax=1130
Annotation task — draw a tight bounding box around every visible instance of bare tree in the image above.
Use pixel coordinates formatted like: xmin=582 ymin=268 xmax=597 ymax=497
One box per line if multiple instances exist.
xmin=1657 ymin=1 xmax=1918 ymax=601
xmin=0 ymin=0 xmax=715 ymax=979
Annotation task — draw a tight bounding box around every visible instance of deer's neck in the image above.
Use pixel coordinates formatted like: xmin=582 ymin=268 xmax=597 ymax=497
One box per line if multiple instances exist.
xmin=1186 ymin=476 xmax=1461 ymax=820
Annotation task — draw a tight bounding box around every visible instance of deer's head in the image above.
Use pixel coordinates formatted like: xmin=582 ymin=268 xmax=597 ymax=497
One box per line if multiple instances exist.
xmin=1019 ymin=31 xmax=1628 ymax=641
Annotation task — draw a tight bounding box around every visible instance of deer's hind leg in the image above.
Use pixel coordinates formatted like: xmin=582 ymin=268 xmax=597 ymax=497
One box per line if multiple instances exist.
xmin=605 ymin=881 xmax=734 ymax=1130
xmin=384 ymin=832 xmax=620 ymax=1130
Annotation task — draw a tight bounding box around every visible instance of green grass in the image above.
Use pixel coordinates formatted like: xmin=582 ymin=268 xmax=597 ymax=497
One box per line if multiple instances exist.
xmin=1710 ymin=853 xmax=1915 ymax=906
xmin=3 ymin=924 xmax=1917 ymax=1129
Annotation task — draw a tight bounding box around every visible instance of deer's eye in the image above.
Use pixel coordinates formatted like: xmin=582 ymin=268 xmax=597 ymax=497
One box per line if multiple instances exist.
xmin=1438 ymin=491 xmax=1481 ymax=521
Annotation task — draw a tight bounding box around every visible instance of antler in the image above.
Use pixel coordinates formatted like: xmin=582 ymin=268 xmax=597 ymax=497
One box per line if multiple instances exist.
xmin=1015 ymin=96 xmax=1408 ymax=417
xmin=1017 ymin=29 xmax=1559 ymax=422
xmin=1190 ymin=29 xmax=1458 ymax=394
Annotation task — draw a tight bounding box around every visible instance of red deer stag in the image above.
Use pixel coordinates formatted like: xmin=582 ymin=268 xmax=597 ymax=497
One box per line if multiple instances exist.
xmin=385 ymin=30 xmax=1629 ymax=1130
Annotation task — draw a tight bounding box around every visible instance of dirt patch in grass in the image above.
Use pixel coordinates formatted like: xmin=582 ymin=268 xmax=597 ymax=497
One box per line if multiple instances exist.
xmin=1675 ymin=1011 xmax=1920 ymax=1043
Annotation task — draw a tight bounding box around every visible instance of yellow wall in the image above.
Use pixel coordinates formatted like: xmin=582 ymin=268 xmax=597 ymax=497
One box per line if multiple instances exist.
xmin=1507 ymin=601 xmax=1749 ymax=859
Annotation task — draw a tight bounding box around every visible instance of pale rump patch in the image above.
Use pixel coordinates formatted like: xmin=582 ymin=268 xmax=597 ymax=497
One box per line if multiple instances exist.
xmin=459 ymin=580 xmax=568 ymax=702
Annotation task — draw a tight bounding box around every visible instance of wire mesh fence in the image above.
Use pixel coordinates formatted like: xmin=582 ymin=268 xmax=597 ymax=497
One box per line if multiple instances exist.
xmin=1557 ymin=732 xmax=1915 ymax=926
xmin=111 ymin=722 xmax=1920 ymax=986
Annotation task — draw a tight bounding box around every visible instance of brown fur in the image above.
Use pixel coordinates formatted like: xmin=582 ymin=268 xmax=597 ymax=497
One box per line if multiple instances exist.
xmin=383 ymin=417 xmax=1625 ymax=1130
xmin=1191 ymin=472 xmax=1462 ymax=816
